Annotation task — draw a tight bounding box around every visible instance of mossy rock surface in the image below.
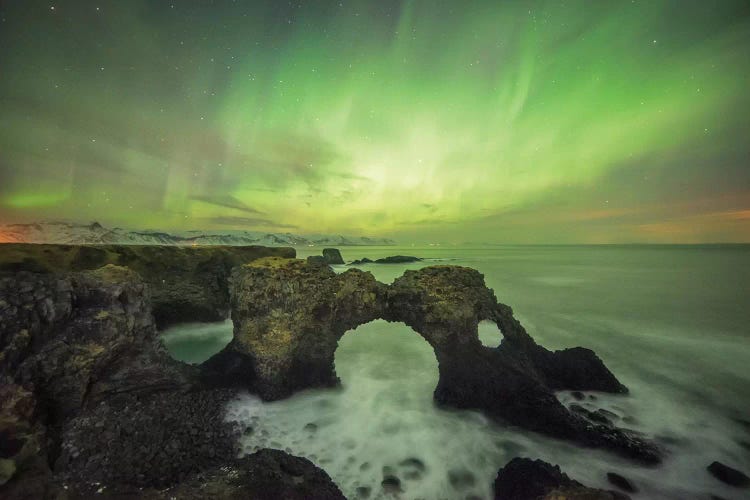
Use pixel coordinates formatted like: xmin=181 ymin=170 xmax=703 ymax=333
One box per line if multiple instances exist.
xmin=0 ymin=244 xmax=295 ymax=328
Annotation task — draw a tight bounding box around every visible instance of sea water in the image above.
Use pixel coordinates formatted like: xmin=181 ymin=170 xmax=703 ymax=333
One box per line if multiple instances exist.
xmin=163 ymin=245 xmax=750 ymax=499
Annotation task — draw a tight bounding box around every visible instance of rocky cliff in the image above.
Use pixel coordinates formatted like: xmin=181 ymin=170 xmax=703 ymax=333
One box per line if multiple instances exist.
xmin=0 ymin=243 xmax=295 ymax=328
xmin=0 ymin=256 xmax=342 ymax=499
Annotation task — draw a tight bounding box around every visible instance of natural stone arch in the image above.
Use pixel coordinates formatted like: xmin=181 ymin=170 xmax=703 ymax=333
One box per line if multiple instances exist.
xmin=202 ymin=257 xmax=661 ymax=464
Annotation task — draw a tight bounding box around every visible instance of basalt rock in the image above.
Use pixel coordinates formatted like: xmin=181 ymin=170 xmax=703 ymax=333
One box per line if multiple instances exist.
xmin=494 ymin=457 xmax=629 ymax=500
xmin=0 ymin=261 xmax=341 ymax=499
xmin=0 ymin=265 xmax=200 ymax=494
xmin=349 ymin=255 xmax=422 ymax=265
xmin=707 ymin=461 xmax=750 ymax=487
xmin=0 ymin=243 xmax=295 ymax=328
xmin=203 ymin=257 xmax=387 ymax=400
xmin=207 ymin=258 xmax=661 ymax=463
xmin=322 ymin=248 xmax=345 ymax=265
xmin=144 ymin=449 xmax=346 ymax=500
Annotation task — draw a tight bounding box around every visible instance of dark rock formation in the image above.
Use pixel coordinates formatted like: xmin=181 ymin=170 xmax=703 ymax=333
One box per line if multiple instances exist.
xmin=349 ymin=255 xmax=422 ymax=265
xmin=57 ymin=389 xmax=240 ymax=490
xmin=0 ymin=265 xmax=200 ymax=494
xmin=0 ymin=243 xmax=295 ymax=328
xmin=322 ymin=248 xmax=345 ymax=264
xmin=203 ymin=257 xmax=387 ymax=399
xmin=206 ymin=259 xmax=661 ymax=463
xmin=707 ymin=461 xmax=750 ymax=487
xmin=349 ymin=257 xmax=373 ymax=265
xmin=154 ymin=449 xmax=345 ymax=500
xmin=494 ymin=458 xmax=629 ymax=500
xmin=376 ymin=255 xmax=421 ymax=263
xmin=606 ymin=472 xmax=637 ymax=493
xmin=0 ymin=260 xmax=344 ymax=499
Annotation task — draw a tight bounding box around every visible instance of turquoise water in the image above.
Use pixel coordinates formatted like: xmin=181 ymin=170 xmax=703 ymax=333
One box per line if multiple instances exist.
xmin=164 ymin=245 xmax=750 ymax=499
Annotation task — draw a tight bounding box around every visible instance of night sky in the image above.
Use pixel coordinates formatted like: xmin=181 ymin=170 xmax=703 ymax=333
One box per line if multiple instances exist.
xmin=1 ymin=0 xmax=749 ymax=243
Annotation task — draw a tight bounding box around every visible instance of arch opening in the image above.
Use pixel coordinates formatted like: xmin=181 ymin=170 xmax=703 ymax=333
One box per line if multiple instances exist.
xmin=478 ymin=319 xmax=503 ymax=348
xmin=160 ymin=319 xmax=233 ymax=364
xmin=226 ymin=318 xmax=503 ymax=500
xmin=334 ymin=319 xmax=439 ymax=406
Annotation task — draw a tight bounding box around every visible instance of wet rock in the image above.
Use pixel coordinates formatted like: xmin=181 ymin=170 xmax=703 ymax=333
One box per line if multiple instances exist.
xmin=349 ymin=257 xmax=374 ymax=265
xmin=375 ymin=255 xmax=422 ymax=263
xmin=494 ymin=457 xmax=627 ymax=500
xmin=322 ymin=248 xmax=345 ymax=265
xmin=571 ymin=390 xmax=585 ymax=400
xmin=306 ymin=255 xmax=327 ymax=266
xmin=349 ymin=256 xmax=422 ymax=265
xmin=707 ymin=461 xmax=750 ymax=487
xmin=607 ymin=472 xmax=637 ymax=493
xmin=599 ymin=409 xmax=619 ymax=420
xmin=304 ymin=423 xmax=318 ymax=432
xmin=148 ymin=449 xmax=346 ymax=500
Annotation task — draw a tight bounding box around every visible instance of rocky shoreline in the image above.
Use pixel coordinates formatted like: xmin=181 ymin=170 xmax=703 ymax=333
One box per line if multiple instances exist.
xmin=1 ymin=244 xmax=744 ymax=498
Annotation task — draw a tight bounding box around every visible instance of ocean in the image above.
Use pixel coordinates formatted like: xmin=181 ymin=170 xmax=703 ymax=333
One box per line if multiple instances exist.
xmin=161 ymin=245 xmax=750 ymax=499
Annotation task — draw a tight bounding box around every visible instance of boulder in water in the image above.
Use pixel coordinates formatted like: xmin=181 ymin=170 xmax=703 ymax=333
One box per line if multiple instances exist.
xmin=322 ymin=248 xmax=345 ymax=265
xmin=707 ymin=461 xmax=750 ymax=487
xmin=494 ymin=458 xmax=629 ymax=499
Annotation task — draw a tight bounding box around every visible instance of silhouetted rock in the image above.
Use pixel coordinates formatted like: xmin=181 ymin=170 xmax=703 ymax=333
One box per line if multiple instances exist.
xmin=348 ymin=255 xmax=422 ymax=264
xmin=349 ymin=257 xmax=374 ymax=265
xmin=375 ymin=255 xmax=421 ymax=263
xmin=607 ymin=472 xmax=637 ymax=492
xmin=306 ymin=255 xmax=328 ymax=266
xmin=322 ymin=248 xmax=344 ymax=264
xmin=494 ymin=458 xmax=629 ymax=500
xmin=157 ymin=449 xmax=346 ymax=500
xmin=707 ymin=461 xmax=750 ymax=487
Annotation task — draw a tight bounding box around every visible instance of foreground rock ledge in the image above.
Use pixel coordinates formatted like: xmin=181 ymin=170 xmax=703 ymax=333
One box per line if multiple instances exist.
xmin=0 ymin=264 xmax=340 ymax=498
xmin=494 ymin=457 xmax=630 ymax=500
xmin=204 ymin=257 xmax=661 ymax=463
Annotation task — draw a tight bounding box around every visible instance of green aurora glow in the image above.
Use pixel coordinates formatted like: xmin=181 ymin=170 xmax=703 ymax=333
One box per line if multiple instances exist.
xmin=1 ymin=0 xmax=749 ymax=243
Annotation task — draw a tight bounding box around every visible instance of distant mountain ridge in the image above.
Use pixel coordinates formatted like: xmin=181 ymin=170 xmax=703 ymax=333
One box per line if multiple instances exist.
xmin=0 ymin=221 xmax=396 ymax=246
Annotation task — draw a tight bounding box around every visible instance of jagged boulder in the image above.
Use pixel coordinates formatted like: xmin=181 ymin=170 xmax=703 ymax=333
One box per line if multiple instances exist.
xmin=161 ymin=449 xmax=346 ymax=500
xmin=494 ymin=457 xmax=629 ymax=500
xmin=0 ymin=265 xmax=199 ymax=496
xmin=321 ymin=248 xmax=344 ymax=265
xmin=204 ymin=257 xmax=387 ymax=400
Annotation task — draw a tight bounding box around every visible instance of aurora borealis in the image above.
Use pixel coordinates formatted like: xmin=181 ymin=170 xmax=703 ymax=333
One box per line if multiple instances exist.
xmin=0 ymin=1 xmax=749 ymax=243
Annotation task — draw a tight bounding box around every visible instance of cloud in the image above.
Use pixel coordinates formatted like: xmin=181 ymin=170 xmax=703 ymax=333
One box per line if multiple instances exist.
xmin=205 ymin=215 xmax=298 ymax=229
xmin=190 ymin=194 xmax=265 ymax=214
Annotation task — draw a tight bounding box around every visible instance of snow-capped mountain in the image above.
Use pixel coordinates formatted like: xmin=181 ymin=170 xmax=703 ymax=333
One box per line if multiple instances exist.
xmin=0 ymin=221 xmax=396 ymax=246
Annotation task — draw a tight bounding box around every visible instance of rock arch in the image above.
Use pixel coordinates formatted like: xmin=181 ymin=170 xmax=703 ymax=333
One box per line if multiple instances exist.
xmin=203 ymin=257 xmax=661 ymax=464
